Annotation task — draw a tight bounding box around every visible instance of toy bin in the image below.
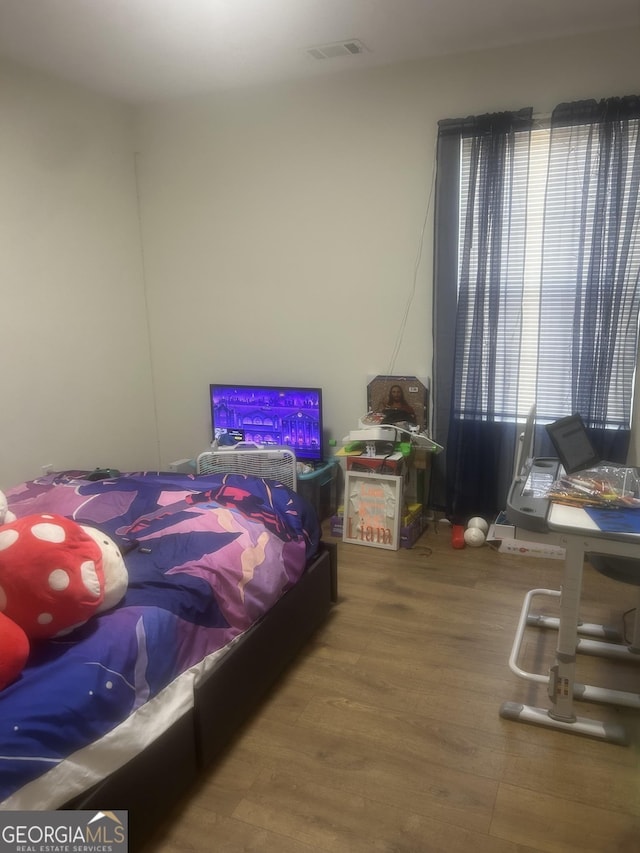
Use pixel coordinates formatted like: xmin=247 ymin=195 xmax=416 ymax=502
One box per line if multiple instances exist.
xmin=298 ymin=461 xmax=338 ymax=522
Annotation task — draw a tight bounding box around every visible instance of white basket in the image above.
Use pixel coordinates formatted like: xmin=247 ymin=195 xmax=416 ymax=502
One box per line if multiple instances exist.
xmin=196 ymin=444 xmax=297 ymax=491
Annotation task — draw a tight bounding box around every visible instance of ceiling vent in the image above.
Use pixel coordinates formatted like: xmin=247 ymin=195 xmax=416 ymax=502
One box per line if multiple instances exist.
xmin=306 ymin=39 xmax=368 ymax=60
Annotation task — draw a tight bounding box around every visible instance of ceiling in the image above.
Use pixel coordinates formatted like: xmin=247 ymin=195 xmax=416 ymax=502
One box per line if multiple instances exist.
xmin=0 ymin=0 xmax=638 ymax=105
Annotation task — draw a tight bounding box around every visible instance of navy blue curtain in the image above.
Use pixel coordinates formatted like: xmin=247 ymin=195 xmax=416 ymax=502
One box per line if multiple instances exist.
xmin=432 ymin=97 xmax=640 ymax=522
xmin=432 ymin=109 xmax=533 ymax=522
xmin=537 ymin=96 xmax=640 ymax=461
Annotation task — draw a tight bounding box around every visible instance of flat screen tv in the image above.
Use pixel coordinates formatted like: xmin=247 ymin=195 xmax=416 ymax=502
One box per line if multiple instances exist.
xmin=210 ymin=384 xmax=324 ymax=464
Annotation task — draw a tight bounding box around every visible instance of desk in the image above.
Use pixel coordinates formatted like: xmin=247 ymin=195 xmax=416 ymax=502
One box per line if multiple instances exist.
xmin=500 ymin=502 xmax=640 ymax=744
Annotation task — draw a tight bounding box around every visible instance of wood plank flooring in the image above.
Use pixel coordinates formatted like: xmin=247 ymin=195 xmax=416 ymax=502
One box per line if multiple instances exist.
xmin=143 ymin=522 xmax=640 ymax=852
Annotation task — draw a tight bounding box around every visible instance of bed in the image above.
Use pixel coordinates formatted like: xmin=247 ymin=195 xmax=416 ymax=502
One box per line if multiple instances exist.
xmin=0 ymin=470 xmax=337 ymax=848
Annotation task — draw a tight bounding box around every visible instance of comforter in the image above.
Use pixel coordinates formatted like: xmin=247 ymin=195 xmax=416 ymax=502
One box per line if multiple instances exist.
xmin=0 ymin=471 xmax=320 ymax=806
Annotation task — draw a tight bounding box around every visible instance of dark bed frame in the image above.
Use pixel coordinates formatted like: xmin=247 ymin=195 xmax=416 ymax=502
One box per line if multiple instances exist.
xmin=64 ymin=540 xmax=338 ymax=850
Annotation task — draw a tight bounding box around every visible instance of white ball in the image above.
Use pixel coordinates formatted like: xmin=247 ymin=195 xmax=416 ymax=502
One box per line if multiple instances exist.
xmin=467 ymin=516 xmax=489 ymax=534
xmin=464 ymin=527 xmax=486 ymax=547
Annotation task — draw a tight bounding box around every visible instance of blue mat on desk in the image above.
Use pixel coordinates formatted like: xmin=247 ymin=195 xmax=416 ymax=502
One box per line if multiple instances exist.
xmin=585 ymin=506 xmax=640 ymax=534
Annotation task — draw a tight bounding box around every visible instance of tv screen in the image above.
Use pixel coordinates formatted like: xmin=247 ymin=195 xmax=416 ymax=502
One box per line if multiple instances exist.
xmin=210 ymin=384 xmax=324 ymax=463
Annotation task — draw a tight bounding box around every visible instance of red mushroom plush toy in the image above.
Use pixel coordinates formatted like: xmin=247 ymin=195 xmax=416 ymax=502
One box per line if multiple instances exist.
xmin=0 ymin=503 xmax=128 ymax=690
xmin=0 ymin=513 xmax=106 ymax=638
xmin=0 ymin=612 xmax=29 ymax=692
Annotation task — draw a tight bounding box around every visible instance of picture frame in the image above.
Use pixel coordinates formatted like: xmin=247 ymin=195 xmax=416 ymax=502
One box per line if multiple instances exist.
xmin=343 ymin=471 xmax=403 ymax=550
xmin=366 ymin=374 xmax=429 ymax=430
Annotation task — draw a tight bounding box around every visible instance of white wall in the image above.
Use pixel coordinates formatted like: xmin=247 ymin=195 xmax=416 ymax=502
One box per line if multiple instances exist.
xmin=134 ymin=76 xmax=434 ymax=462
xmin=135 ymin=26 xmax=640 ymax=465
xmin=0 ymin=59 xmax=158 ymax=487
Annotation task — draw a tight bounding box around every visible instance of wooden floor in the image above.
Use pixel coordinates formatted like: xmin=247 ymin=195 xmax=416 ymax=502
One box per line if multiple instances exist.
xmin=143 ymin=523 xmax=640 ymax=853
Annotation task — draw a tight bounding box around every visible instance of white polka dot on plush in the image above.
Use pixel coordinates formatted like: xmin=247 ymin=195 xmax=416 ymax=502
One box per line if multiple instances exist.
xmin=81 ymin=560 xmax=101 ymax=597
xmin=0 ymin=585 xmax=6 ymax=611
xmin=0 ymin=529 xmax=19 ymax=551
xmin=48 ymin=569 xmax=70 ymax=591
xmin=38 ymin=612 xmax=53 ymax=625
xmin=31 ymin=522 xmax=66 ymax=544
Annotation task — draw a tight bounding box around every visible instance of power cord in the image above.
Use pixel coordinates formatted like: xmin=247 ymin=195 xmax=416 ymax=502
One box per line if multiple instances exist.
xmin=387 ymin=135 xmax=438 ymax=376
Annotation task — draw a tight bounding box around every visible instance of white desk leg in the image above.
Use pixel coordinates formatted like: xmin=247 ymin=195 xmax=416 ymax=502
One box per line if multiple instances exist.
xmin=547 ymin=536 xmax=583 ymax=722
xmin=500 ymin=535 xmax=630 ymax=744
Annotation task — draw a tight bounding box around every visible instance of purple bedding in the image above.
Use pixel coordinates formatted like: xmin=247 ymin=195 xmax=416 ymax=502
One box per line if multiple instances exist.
xmin=0 ymin=471 xmax=320 ymax=804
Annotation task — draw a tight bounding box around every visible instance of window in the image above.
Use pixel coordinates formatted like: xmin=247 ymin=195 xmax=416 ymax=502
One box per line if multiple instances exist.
xmin=433 ymin=97 xmax=640 ymax=518
xmin=457 ymin=115 xmax=640 ymax=427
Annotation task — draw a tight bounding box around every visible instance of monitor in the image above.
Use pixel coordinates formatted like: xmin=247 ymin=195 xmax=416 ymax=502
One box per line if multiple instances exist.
xmin=210 ymin=384 xmax=324 ymax=464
